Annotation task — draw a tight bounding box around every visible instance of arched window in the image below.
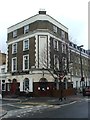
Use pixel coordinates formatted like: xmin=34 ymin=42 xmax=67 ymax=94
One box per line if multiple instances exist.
xmin=23 ymin=78 xmax=29 ymax=91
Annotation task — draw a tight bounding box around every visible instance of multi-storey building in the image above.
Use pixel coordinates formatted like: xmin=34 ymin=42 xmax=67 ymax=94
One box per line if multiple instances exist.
xmin=69 ymin=42 xmax=90 ymax=90
xmin=6 ymin=11 xmax=69 ymax=96
xmin=0 ymin=51 xmax=6 ymax=65
xmin=5 ymin=11 xmax=90 ymax=97
xmin=0 ymin=52 xmax=7 ymax=94
xmin=0 ymin=65 xmax=7 ymax=92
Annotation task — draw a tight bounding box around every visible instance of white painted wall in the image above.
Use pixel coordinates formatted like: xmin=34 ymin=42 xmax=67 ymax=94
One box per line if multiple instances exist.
xmin=6 ymin=69 xmax=54 ymax=92
xmin=20 ymin=80 xmax=23 ymax=92
xmin=72 ymin=76 xmax=90 ymax=89
xmin=72 ymin=77 xmax=81 ymax=88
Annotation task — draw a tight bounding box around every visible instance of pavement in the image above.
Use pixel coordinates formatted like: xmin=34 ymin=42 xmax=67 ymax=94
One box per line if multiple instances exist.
xmin=1 ymin=93 xmax=84 ymax=118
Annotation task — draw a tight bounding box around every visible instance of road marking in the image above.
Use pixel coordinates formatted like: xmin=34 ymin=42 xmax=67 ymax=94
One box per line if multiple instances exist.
xmin=53 ymin=106 xmax=61 ymax=109
xmin=81 ymin=98 xmax=90 ymax=101
xmin=60 ymin=101 xmax=77 ymax=107
xmin=20 ymin=106 xmax=32 ymax=108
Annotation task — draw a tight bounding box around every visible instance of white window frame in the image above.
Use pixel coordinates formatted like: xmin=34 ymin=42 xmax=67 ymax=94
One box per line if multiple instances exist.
xmin=53 ymin=39 xmax=59 ymax=51
xmin=12 ymin=43 xmax=17 ymax=54
xmin=64 ymin=58 xmax=67 ymax=69
xmin=24 ymin=25 xmax=29 ymax=34
xmin=53 ymin=25 xmax=57 ymax=33
xmin=23 ymin=78 xmax=29 ymax=91
xmin=12 ymin=57 xmax=17 ymax=72
xmin=23 ymin=54 xmax=29 ymax=70
xmin=61 ymin=31 xmax=65 ymax=39
xmin=23 ymin=39 xmax=29 ymax=51
xmin=62 ymin=43 xmax=66 ymax=53
xmin=54 ymin=55 xmax=59 ymax=70
xmin=1 ymin=68 xmax=5 ymax=73
xmin=13 ymin=30 xmax=17 ymax=38
xmin=76 ymin=70 xmax=78 ymax=76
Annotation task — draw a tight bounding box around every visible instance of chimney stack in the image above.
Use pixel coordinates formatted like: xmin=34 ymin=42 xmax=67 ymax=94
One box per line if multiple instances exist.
xmin=39 ymin=9 xmax=46 ymax=14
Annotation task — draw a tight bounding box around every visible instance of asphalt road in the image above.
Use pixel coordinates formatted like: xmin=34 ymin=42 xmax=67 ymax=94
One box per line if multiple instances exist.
xmin=14 ymin=99 xmax=89 ymax=118
xmin=1 ymin=96 xmax=90 ymax=118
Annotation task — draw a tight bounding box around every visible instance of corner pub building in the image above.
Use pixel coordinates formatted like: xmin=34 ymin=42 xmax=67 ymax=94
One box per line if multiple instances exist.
xmin=5 ymin=11 xmax=75 ymax=97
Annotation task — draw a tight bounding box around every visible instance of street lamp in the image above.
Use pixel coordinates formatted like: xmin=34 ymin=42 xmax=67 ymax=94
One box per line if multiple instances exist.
xmin=68 ymin=62 xmax=73 ymax=83
xmin=78 ymin=45 xmax=84 ymax=90
xmin=42 ymin=67 xmax=44 ymax=78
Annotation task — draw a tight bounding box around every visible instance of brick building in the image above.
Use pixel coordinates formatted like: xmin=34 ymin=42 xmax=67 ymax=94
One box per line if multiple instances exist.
xmin=69 ymin=42 xmax=90 ymax=91
xmin=0 ymin=51 xmax=6 ymax=65
xmin=6 ymin=11 xmax=70 ymax=96
xmin=5 ymin=11 xmax=90 ymax=97
xmin=0 ymin=52 xmax=7 ymax=93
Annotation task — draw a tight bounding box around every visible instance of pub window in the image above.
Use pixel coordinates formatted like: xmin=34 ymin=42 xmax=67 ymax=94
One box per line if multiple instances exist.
xmin=61 ymin=31 xmax=65 ymax=39
xmin=12 ymin=57 xmax=17 ymax=72
xmin=53 ymin=26 xmax=57 ymax=33
xmin=54 ymin=55 xmax=59 ymax=70
xmin=1 ymin=68 xmax=5 ymax=73
xmin=24 ymin=25 xmax=29 ymax=34
xmin=23 ymin=55 xmax=29 ymax=70
xmin=12 ymin=43 xmax=17 ymax=54
xmin=53 ymin=39 xmax=59 ymax=51
xmin=62 ymin=43 xmax=66 ymax=54
xmin=23 ymin=39 xmax=29 ymax=51
xmin=23 ymin=78 xmax=29 ymax=91
xmin=13 ymin=30 xmax=17 ymax=38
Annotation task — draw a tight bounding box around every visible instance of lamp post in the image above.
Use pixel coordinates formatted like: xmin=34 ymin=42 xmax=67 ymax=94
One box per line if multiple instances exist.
xmin=42 ymin=67 xmax=44 ymax=78
xmin=68 ymin=62 xmax=73 ymax=83
xmin=78 ymin=45 xmax=84 ymax=90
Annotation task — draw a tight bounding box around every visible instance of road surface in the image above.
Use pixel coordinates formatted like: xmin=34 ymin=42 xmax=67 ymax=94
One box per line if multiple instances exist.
xmin=2 ymin=97 xmax=90 ymax=118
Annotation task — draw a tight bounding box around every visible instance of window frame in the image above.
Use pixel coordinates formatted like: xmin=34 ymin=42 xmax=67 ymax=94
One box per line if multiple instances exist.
xmin=23 ymin=54 xmax=29 ymax=71
xmin=61 ymin=30 xmax=65 ymax=39
xmin=12 ymin=57 xmax=17 ymax=72
xmin=62 ymin=43 xmax=66 ymax=54
xmin=13 ymin=30 xmax=17 ymax=38
xmin=53 ymin=39 xmax=59 ymax=51
xmin=1 ymin=68 xmax=5 ymax=73
xmin=24 ymin=25 xmax=29 ymax=34
xmin=12 ymin=43 xmax=17 ymax=54
xmin=54 ymin=55 xmax=59 ymax=70
xmin=23 ymin=78 xmax=29 ymax=91
xmin=23 ymin=39 xmax=29 ymax=51
xmin=53 ymin=25 xmax=57 ymax=33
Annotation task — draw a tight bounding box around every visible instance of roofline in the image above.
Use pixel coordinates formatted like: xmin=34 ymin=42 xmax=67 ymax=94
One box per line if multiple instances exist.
xmin=8 ymin=13 xmax=68 ymax=31
xmin=47 ymin=14 xmax=68 ymax=29
xmin=8 ymin=14 xmax=39 ymax=29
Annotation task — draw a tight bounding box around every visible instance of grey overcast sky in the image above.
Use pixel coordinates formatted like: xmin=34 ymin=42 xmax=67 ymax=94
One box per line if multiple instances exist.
xmin=0 ymin=0 xmax=88 ymax=53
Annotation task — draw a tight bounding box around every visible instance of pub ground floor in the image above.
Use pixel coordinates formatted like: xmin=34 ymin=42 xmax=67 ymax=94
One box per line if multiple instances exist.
xmin=1 ymin=69 xmax=89 ymax=97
